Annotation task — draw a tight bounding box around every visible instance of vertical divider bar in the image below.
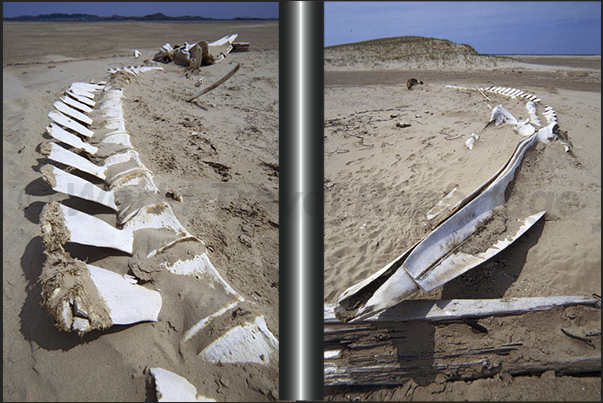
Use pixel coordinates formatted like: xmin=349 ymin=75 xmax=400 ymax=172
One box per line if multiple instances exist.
xmin=280 ymin=1 xmax=325 ymax=401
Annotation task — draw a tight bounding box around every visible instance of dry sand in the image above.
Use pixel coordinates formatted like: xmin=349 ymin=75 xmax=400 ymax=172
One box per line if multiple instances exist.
xmin=324 ymin=53 xmax=601 ymax=400
xmin=3 ymin=21 xmax=278 ymax=401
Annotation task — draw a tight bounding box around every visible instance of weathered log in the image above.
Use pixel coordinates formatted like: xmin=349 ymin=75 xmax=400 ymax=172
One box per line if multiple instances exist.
xmin=325 ymin=298 xmax=600 ymax=387
xmin=325 ymin=296 xmax=599 ymax=324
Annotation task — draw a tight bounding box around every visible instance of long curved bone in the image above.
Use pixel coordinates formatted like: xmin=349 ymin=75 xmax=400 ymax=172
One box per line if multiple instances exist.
xmin=336 ymin=132 xmax=546 ymax=322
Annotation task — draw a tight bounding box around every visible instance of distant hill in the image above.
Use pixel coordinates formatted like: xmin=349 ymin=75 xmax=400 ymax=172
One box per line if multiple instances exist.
xmin=325 ymin=36 xmax=513 ymax=70
xmin=3 ymin=12 xmax=277 ymax=22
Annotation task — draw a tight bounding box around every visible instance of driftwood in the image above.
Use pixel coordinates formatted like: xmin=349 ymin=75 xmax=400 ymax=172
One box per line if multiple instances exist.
xmin=325 ymin=297 xmax=600 ymax=387
xmin=325 ymin=355 xmax=601 ymax=387
xmin=186 ymin=63 xmax=241 ymax=102
xmin=325 ymin=296 xmax=598 ymax=324
xmin=231 ymin=42 xmax=250 ymax=52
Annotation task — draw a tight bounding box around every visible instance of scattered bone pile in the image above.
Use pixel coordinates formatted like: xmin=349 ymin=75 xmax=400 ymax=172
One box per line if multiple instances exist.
xmin=36 ymin=64 xmax=278 ymax=399
xmin=445 ymin=84 xmax=572 ymax=152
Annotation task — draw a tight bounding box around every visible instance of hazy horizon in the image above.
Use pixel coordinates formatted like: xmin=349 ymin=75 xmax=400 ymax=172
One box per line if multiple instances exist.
xmin=2 ymin=2 xmax=279 ymax=20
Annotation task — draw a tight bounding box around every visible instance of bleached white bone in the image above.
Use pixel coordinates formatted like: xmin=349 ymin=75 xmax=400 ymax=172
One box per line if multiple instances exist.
xmin=199 ymin=315 xmax=278 ymax=365
xmin=101 ymin=94 xmax=125 ymax=110
xmin=99 ymin=131 xmax=133 ymax=149
xmin=150 ymin=368 xmax=215 ymax=402
xmin=53 ymin=100 xmax=93 ymax=125
xmin=402 ymin=135 xmax=540 ymax=289
xmin=87 ymin=265 xmax=162 ymax=325
xmin=465 ymin=133 xmax=479 ymax=150
xmin=55 ymin=203 xmax=134 ymax=254
xmin=338 ymin=133 xmax=546 ymax=321
xmin=543 ymin=106 xmax=557 ymax=125
xmin=60 ymin=95 xmax=93 ymax=113
xmin=110 ymin=171 xmax=159 ymax=195
xmin=69 ymin=82 xmax=104 ymax=97
xmin=66 ymin=90 xmax=96 ymax=107
xmin=68 ymin=86 xmax=96 ymax=100
xmin=39 ymin=249 xmax=161 ymax=333
xmin=134 ymin=49 xmax=142 ymax=58
xmin=41 ymin=165 xmax=117 ymax=210
xmin=208 ymin=33 xmax=239 ymax=47
xmin=100 ymin=100 xmax=123 ymax=111
xmin=104 ymin=118 xmax=127 ymax=132
xmin=535 ymin=122 xmax=558 ymax=144
xmin=425 ymin=187 xmax=465 ymax=225
xmin=525 ymin=101 xmax=541 ymax=126
xmin=488 ymin=104 xmax=518 ymax=126
xmin=48 ymin=110 xmax=94 ymax=138
xmin=102 ymin=108 xmax=124 ymax=120
xmin=73 ymin=82 xmax=105 ymax=91
xmin=41 ymin=142 xmax=106 ymax=179
xmin=46 ymin=123 xmax=99 ymax=154
xmin=515 ymin=118 xmax=535 ymax=136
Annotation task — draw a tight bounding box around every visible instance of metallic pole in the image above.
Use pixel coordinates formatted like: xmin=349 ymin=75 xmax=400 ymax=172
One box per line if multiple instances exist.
xmin=280 ymin=1 xmax=324 ymax=400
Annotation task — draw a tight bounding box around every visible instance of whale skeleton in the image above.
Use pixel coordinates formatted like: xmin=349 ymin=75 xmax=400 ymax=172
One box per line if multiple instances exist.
xmin=35 ymin=64 xmax=278 ymax=396
xmin=447 ymin=84 xmax=572 ymax=153
xmin=335 ymin=85 xmax=574 ymax=322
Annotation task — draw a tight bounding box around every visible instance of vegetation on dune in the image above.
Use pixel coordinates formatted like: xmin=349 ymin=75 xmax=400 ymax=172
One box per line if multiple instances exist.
xmin=324 ymin=36 xmax=512 ymax=69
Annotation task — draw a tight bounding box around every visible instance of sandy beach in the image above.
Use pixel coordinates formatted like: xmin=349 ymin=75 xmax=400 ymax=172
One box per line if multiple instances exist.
xmin=3 ymin=21 xmax=278 ymax=401
xmin=324 ymin=43 xmax=601 ymax=400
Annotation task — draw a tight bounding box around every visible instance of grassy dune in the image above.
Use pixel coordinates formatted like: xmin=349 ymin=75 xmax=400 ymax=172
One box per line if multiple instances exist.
xmin=324 ymin=36 xmax=515 ymax=70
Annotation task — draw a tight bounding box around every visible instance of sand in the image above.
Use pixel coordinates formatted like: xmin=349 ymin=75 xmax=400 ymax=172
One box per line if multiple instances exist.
xmin=3 ymin=21 xmax=278 ymax=401
xmin=324 ymin=54 xmax=601 ymax=400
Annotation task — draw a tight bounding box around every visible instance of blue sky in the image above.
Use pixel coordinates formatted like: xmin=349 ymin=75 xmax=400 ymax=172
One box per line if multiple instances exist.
xmin=2 ymin=2 xmax=279 ymax=19
xmin=325 ymin=1 xmax=601 ymax=55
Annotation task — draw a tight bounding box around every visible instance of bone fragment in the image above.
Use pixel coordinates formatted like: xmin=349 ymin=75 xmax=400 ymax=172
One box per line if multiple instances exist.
xmin=43 ymin=201 xmax=133 ymax=254
xmin=186 ymin=63 xmax=241 ymax=102
xmin=61 ymin=95 xmax=93 ymax=114
xmin=46 ymin=123 xmax=98 ymax=154
xmin=465 ymin=133 xmax=479 ymax=150
xmin=150 ymin=368 xmax=216 ymax=402
xmin=40 ymin=141 xmax=106 ymax=179
xmin=53 ymin=100 xmax=93 ymax=125
xmin=525 ymin=101 xmax=541 ymax=126
xmin=86 ymin=264 xmax=161 ymax=325
xmin=199 ymin=316 xmax=278 ymax=365
xmin=66 ymin=90 xmax=96 ymax=107
xmin=41 ymin=165 xmax=117 ymax=210
xmin=48 ymin=110 xmax=94 ymax=138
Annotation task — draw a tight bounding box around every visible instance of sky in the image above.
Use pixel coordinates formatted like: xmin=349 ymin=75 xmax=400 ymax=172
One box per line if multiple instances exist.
xmin=325 ymin=1 xmax=601 ymax=55
xmin=2 ymin=2 xmax=279 ymax=19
